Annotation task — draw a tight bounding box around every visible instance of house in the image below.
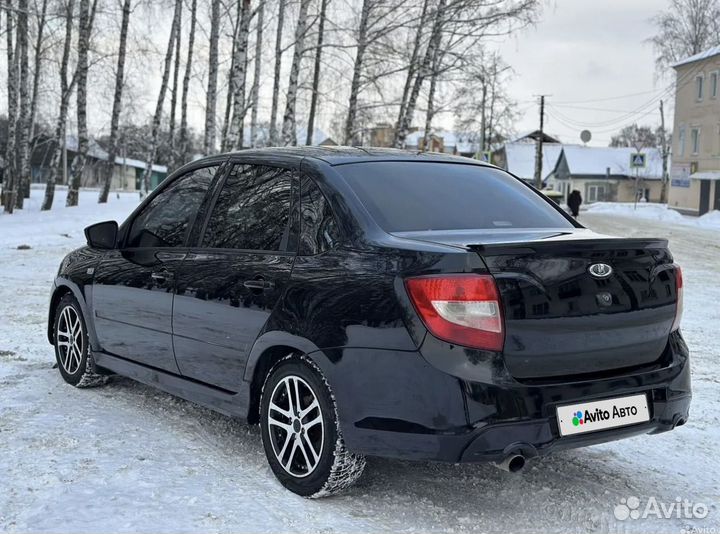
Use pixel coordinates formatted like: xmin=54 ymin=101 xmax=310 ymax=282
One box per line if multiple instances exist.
xmin=30 ymin=134 xmax=168 ymax=191
xmin=668 ymin=45 xmax=720 ymax=215
xmin=494 ymin=141 xmax=563 ymax=183
xmin=403 ymin=130 xmax=480 ymax=157
xmin=547 ymin=145 xmax=664 ymax=203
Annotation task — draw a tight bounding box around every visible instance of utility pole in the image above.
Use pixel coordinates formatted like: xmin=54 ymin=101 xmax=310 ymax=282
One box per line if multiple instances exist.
xmin=659 ymin=99 xmax=669 ymax=204
xmin=533 ymin=95 xmax=547 ymax=189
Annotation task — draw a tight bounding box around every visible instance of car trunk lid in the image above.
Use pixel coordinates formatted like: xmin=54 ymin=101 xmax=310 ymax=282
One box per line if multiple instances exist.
xmin=394 ymin=229 xmax=679 ymax=379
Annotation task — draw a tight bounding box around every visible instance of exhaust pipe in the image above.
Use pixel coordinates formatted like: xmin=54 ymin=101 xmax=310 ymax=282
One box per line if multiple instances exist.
xmin=494 ymin=453 xmax=526 ymax=473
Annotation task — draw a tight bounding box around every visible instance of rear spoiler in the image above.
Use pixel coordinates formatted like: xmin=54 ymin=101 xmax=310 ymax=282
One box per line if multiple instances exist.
xmin=469 ymin=237 xmax=669 ymax=256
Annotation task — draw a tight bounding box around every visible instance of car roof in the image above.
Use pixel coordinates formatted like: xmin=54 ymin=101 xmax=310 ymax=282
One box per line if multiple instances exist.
xmin=222 ymin=145 xmax=492 ymax=167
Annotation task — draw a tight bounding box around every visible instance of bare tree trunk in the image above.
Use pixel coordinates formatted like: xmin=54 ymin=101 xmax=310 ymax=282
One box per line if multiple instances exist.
xmin=66 ymin=0 xmax=92 ymax=207
xmin=2 ymin=0 xmax=18 ymax=213
xmin=305 ymin=0 xmax=328 ymax=146
xmin=27 ymin=0 xmax=49 ymax=199
xmin=41 ymin=0 xmax=75 ymax=211
xmin=343 ymin=0 xmax=371 ymax=145
xmin=168 ymin=0 xmax=183 ymax=152
xmin=249 ymin=2 xmax=264 ymax=147
xmin=15 ymin=0 xmax=31 ymax=208
xmin=221 ymin=0 xmax=242 ymax=151
xmin=281 ymin=0 xmax=311 ymax=146
xmin=99 ymin=0 xmax=131 ymax=204
xmin=421 ymin=50 xmax=441 ymax=152
xmin=204 ymin=0 xmax=221 ymax=155
xmin=395 ymin=0 xmax=445 ymax=150
xmin=141 ymin=0 xmax=182 ymax=195
xmin=178 ymin=0 xmax=197 ymax=166
xmin=269 ymin=0 xmax=285 ymax=145
xmin=227 ymin=0 xmax=252 ymax=150
xmin=394 ymin=0 xmax=430 ymax=148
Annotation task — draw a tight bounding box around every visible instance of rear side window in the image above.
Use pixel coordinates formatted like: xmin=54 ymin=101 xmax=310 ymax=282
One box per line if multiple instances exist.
xmin=202 ymin=164 xmax=293 ymax=251
xmin=298 ymin=175 xmax=339 ymax=255
xmin=337 ymin=162 xmax=573 ymax=232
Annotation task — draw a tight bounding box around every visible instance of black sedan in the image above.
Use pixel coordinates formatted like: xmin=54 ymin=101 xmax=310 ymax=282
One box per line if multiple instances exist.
xmin=48 ymin=147 xmax=690 ymax=497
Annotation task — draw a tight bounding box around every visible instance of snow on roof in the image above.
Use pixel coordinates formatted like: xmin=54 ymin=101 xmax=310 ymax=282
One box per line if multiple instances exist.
xmin=65 ymin=134 xmax=167 ymax=173
xmin=503 ymin=142 xmax=563 ymax=180
xmin=672 ymin=45 xmax=720 ymax=68
xmin=114 ymin=156 xmax=167 ymax=174
xmin=558 ymin=145 xmax=664 ymax=179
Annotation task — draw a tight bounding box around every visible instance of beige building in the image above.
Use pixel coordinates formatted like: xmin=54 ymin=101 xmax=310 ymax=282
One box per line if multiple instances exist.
xmin=546 ymin=145 xmax=664 ymax=204
xmin=668 ymin=46 xmax=720 ymax=215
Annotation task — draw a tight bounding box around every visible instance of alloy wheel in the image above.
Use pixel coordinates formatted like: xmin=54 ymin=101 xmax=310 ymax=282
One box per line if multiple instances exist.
xmin=56 ymin=305 xmax=84 ymax=375
xmin=267 ymin=375 xmax=325 ymax=478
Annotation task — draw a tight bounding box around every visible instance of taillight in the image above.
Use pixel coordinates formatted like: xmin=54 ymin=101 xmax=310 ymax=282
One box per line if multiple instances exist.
xmin=404 ymin=274 xmax=504 ymax=351
xmin=671 ymin=265 xmax=683 ymax=332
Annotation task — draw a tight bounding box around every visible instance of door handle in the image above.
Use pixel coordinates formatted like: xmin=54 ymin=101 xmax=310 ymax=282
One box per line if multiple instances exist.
xmin=243 ymin=278 xmax=274 ymax=291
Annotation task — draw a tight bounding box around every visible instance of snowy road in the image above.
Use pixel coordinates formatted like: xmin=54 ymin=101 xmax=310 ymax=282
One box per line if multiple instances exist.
xmin=1 ymin=190 xmax=718 ymax=533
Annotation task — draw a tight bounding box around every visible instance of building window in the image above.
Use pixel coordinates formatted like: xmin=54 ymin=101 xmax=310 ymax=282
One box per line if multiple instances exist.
xmin=711 ymin=71 xmax=719 ymax=99
xmin=678 ymin=127 xmax=686 ymax=157
xmin=691 ymin=128 xmax=700 ymax=154
xmin=587 ymin=185 xmax=605 ymax=203
xmin=696 ymin=75 xmax=704 ymax=100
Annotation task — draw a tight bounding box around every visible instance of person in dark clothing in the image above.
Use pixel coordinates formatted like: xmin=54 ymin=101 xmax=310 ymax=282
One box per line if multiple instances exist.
xmin=567 ymin=190 xmax=582 ymax=218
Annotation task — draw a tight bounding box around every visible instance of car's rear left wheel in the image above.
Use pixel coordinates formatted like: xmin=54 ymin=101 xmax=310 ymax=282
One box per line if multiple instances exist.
xmin=53 ymin=294 xmax=107 ymax=388
xmin=260 ymin=354 xmax=365 ymax=497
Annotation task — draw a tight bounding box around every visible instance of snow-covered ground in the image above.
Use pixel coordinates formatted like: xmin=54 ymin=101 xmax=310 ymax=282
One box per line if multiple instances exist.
xmin=1 ymin=190 xmax=718 ymax=533
xmin=585 ymin=201 xmax=720 ymax=230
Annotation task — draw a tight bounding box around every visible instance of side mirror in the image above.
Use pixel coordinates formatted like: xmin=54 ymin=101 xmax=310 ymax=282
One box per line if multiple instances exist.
xmin=84 ymin=221 xmax=118 ymax=249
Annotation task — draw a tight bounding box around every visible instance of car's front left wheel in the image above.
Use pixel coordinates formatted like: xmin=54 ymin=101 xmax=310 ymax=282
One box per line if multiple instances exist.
xmin=53 ymin=293 xmax=107 ymax=388
xmin=260 ymin=354 xmax=366 ymax=497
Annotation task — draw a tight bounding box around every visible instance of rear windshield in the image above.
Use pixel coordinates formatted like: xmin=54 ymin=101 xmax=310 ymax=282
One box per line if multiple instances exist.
xmin=336 ymin=161 xmax=573 ymax=232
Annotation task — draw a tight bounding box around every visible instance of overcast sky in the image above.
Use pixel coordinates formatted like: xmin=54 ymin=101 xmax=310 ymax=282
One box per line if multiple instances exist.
xmin=497 ymin=0 xmax=674 ymax=146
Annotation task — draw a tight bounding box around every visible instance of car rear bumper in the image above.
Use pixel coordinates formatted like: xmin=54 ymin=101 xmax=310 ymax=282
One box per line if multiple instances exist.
xmin=316 ymin=331 xmax=691 ymax=463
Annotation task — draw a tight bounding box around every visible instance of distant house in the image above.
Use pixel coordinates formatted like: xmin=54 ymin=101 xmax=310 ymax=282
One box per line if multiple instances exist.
xmin=493 ymin=141 xmax=563 ymax=183
xmin=547 ymin=145 xmax=664 ymax=203
xmin=30 ymin=134 xmax=168 ymax=191
xmin=668 ymin=45 xmax=720 ymax=215
xmin=404 ymin=130 xmax=480 ymax=157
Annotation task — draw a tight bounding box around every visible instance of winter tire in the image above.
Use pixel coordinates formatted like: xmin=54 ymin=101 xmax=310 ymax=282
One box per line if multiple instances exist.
xmin=260 ymin=354 xmax=366 ymax=497
xmin=53 ymin=294 xmax=107 ymax=388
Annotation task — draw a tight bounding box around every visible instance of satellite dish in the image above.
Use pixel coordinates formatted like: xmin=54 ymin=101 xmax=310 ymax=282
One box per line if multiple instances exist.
xmin=580 ymin=130 xmax=592 ymax=144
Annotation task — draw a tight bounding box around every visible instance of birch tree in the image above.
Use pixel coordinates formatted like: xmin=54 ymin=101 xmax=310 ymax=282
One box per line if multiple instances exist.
xmin=306 ymin=0 xmax=328 ymax=146
xmin=249 ymin=1 xmax=264 ymax=147
xmin=269 ymin=0 xmax=285 ymax=145
xmin=15 ymin=0 xmax=30 ymax=209
xmin=41 ymin=0 xmax=76 ymax=211
xmin=168 ymin=1 xmax=183 ymax=151
xmin=99 ymin=0 xmax=132 ymax=204
xmin=177 ymin=0 xmax=197 ymax=165
xmin=281 ymin=0 xmax=311 ymax=146
xmin=204 ymin=0 xmax=221 ymax=154
xmin=141 ymin=0 xmax=182 ymax=195
xmin=394 ymin=0 xmax=445 ymax=149
xmin=227 ymin=0 xmax=252 ymax=150
xmin=28 ymin=0 xmax=49 ymax=163
xmin=66 ymin=0 xmax=93 ymax=207
xmin=343 ymin=0 xmax=371 ymax=145
xmin=2 ymin=0 xmax=18 ymax=213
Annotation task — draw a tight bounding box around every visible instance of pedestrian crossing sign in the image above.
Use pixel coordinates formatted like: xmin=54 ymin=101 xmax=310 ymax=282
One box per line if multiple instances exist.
xmin=630 ymin=153 xmax=646 ymax=168
xmin=480 ymin=151 xmax=492 ymax=163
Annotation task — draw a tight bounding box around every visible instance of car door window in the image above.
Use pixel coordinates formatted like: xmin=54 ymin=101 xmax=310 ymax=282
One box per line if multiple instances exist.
xmin=126 ymin=165 xmax=218 ymax=248
xmin=299 ymin=175 xmax=339 ymax=255
xmin=202 ymin=164 xmax=293 ymax=251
